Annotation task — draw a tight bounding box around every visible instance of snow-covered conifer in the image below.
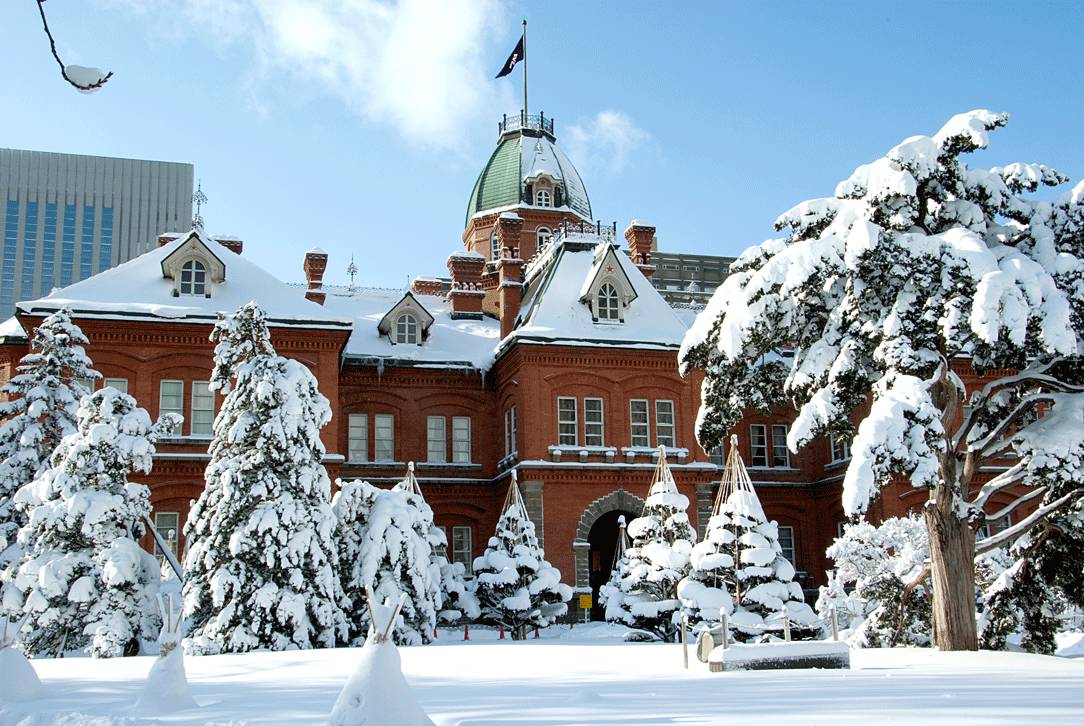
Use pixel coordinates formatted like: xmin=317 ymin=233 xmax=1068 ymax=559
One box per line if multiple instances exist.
xmin=182 ymin=303 xmax=345 ymax=654
xmin=598 ymin=515 xmax=632 ymax=624
xmin=473 ymin=473 xmax=570 ymax=639
xmin=681 ymin=110 xmax=1084 ymax=649
xmin=333 ymin=478 xmax=442 ymax=646
xmin=0 ymin=309 xmax=97 ymax=564
xmin=609 ymin=449 xmax=695 ymax=641
xmin=5 ymin=388 xmax=177 ymax=657
xmin=395 ymin=464 xmax=479 ymax=625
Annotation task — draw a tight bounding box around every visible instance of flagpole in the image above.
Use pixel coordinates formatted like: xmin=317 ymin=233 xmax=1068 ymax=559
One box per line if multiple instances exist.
xmin=522 ymin=19 xmax=528 ymax=118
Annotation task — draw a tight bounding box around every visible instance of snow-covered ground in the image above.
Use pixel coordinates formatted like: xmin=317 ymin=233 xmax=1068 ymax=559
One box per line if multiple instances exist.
xmin=5 ymin=623 xmax=1083 ymax=725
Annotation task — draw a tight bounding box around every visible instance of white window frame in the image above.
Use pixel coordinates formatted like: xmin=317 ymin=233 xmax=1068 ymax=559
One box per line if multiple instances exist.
xmin=159 ymin=380 xmax=184 ymax=422
xmin=750 ymin=424 xmax=769 ymax=467
xmin=596 ymin=282 xmax=621 ymax=321
xmin=778 ymin=525 xmax=795 ymax=566
xmin=434 ymin=525 xmax=449 ymax=556
xmin=504 ymin=406 xmax=517 ymax=456
xmin=831 ymin=436 xmax=851 ymax=463
xmin=190 ymin=380 xmax=214 ymax=436
xmin=491 ymin=232 xmax=500 ymax=260
xmin=395 ymin=313 xmax=419 ymax=345
xmin=536 ymin=226 xmax=552 ymax=253
xmin=535 ymin=189 xmax=552 ymax=207
xmin=427 ymin=415 xmax=447 ymax=463
xmin=452 ymin=526 xmax=473 ymax=573
xmin=655 ymin=400 xmax=675 ymax=448
xmin=103 ymin=377 xmax=128 ymax=394
xmin=179 ymin=259 xmax=207 ymax=296
xmin=584 ymin=398 xmax=604 ymax=447
xmin=629 ymin=399 xmax=650 ymax=447
xmin=977 ymin=514 xmax=1012 ymax=539
xmin=557 ymin=397 xmax=578 ymax=446
xmin=153 ymin=511 xmax=180 ymax=560
xmin=771 ymin=424 xmax=790 ymax=468
xmin=452 ymin=416 xmax=471 ymax=464
xmin=348 ymin=414 xmax=368 ymax=462
xmin=73 ymin=377 xmax=95 ymax=397
xmin=374 ymin=414 xmax=394 ymax=462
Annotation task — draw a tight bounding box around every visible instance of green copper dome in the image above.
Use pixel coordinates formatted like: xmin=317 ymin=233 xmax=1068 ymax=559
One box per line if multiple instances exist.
xmin=465 ymin=113 xmax=592 ymax=225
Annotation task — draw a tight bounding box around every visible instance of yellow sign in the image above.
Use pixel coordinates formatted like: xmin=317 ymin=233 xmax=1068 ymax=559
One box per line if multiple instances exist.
xmin=578 ymin=594 xmax=593 ymax=609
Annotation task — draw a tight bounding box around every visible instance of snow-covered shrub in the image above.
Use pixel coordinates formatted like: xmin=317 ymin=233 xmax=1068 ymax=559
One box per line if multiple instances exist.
xmin=183 ymin=303 xmax=345 ymax=654
xmin=608 ymin=455 xmax=695 ymax=641
xmin=473 ymin=476 xmax=570 ymax=639
xmin=4 ymin=388 xmax=177 ymax=657
xmin=598 ymin=515 xmax=632 ymax=624
xmin=333 ymin=480 xmax=442 ymax=646
xmin=677 ymin=508 xmax=734 ymax=632
xmin=0 ymin=309 xmax=97 ymax=565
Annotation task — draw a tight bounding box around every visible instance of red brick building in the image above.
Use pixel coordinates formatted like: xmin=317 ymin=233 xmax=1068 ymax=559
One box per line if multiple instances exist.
xmin=0 ymin=113 xmax=1026 ymax=617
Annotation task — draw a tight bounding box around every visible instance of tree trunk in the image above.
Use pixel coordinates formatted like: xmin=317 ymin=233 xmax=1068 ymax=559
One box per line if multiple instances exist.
xmin=925 ymin=489 xmax=978 ymax=651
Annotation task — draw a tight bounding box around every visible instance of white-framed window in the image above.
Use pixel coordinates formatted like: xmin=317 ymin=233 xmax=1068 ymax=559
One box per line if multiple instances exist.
xmin=434 ymin=525 xmax=449 ymax=556
xmin=452 ymin=526 xmax=473 ymax=573
xmin=179 ymin=259 xmax=207 ymax=296
xmin=831 ymin=436 xmax=851 ymax=463
xmin=491 ymin=232 xmax=500 ymax=260
xmin=153 ymin=511 xmax=180 ymax=560
xmin=836 ymin=521 xmax=847 ymax=539
xmin=584 ymin=398 xmax=604 ymax=446
xmin=374 ymin=414 xmax=394 ymax=462
xmin=708 ymin=443 xmax=725 ymax=466
xmin=772 ymin=424 xmax=790 ymax=467
xmin=159 ymin=380 xmax=183 ymax=421
xmin=751 ymin=424 xmax=769 ymax=467
xmin=629 ymin=399 xmax=650 ymax=447
xmin=558 ymin=397 xmax=577 ymax=446
xmin=535 ymin=189 xmax=552 ymax=207
xmin=73 ymin=377 xmax=95 ymax=397
xmin=977 ymin=514 xmax=1012 ymax=539
xmin=191 ymin=381 xmax=214 ymax=436
xmin=778 ymin=525 xmax=795 ymax=565
xmin=395 ymin=313 xmax=419 ymax=345
xmin=348 ymin=414 xmax=368 ymax=462
xmin=751 ymin=424 xmax=789 ymax=467
xmin=104 ymin=377 xmax=128 ymax=394
xmin=427 ymin=416 xmax=447 ymax=463
xmin=504 ymin=406 xmax=517 ymax=456
xmin=536 ymin=227 xmax=552 ymax=253
xmin=596 ymin=282 xmax=621 ymax=321
xmin=452 ymin=416 xmax=471 ymax=463
xmin=655 ymin=400 xmax=675 ymax=448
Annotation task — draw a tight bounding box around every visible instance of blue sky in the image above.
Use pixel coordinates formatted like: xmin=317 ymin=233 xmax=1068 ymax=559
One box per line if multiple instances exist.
xmin=1 ymin=1 xmax=1081 ymax=288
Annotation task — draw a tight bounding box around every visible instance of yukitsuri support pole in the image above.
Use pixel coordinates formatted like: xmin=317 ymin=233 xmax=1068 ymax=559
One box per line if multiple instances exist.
xmin=831 ymin=607 xmax=839 ymax=641
xmin=783 ymin=612 xmax=792 ymax=643
xmin=720 ymin=610 xmax=729 ymax=650
xmin=681 ymin=615 xmax=689 ymax=669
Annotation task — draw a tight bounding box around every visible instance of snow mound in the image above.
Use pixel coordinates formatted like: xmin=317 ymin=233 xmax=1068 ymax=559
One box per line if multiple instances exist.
xmin=0 ymin=646 xmax=43 ymax=701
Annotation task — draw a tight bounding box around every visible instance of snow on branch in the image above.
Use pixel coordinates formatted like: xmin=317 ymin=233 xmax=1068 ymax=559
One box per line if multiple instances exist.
xmin=975 ymin=489 xmax=1083 ymax=554
xmin=37 ymin=0 xmax=112 ymax=93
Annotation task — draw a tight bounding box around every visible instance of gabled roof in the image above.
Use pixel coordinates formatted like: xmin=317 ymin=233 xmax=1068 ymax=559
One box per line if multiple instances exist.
xmin=160 ymin=230 xmax=226 ymax=282
xmin=376 ymin=291 xmax=435 ymax=337
xmin=579 ymin=243 xmax=638 ymax=305
xmin=17 ymin=230 xmax=352 ymax=329
xmin=507 ymin=235 xmax=689 ymax=351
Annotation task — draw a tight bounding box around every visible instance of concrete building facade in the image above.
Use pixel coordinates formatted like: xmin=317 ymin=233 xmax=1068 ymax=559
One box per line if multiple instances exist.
xmin=0 ymin=148 xmax=193 ymax=315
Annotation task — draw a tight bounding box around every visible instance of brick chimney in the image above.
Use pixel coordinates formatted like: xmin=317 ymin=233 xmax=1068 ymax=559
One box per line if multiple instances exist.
xmin=625 ymin=220 xmax=657 ymax=278
xmin=303 ymin=248 xmax=328 ymax=305
xmin=446 ymin=251 xmax=486 ymax=319
xmin=215 ymin=236 xmax=244 ymax=255
xmin=411 ymin=277 xmax=445 ymax=296
xmin=496 ymin=212 xmax=525 ymax=260
xmin=497 ymin=254 xmax=524 ymax=339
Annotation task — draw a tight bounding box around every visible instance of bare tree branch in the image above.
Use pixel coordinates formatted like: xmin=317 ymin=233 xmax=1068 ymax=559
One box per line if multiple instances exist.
xmin=985 ymin=486 xmax=1047 ymax=523
xmin=971 ymin=461 xmax=1028 ymax=509
xmin=36 ymin=0 xmax=112 ymax=92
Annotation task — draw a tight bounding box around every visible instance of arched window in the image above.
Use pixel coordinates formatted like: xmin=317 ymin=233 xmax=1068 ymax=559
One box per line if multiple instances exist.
xmin=180 ymin=259 xmax=207 ymax=296
xmin=395 ymin=313 xmax=419 ymax=344
xmin=535 ymin=189 xmax=552 ymax=207
xmin=597 ymin=282 xmax=620 ymax=321
xmin=491 ymin=232 xmax=500 ymax=260
xmin=536 ymin=227 xmax=552 ymax=253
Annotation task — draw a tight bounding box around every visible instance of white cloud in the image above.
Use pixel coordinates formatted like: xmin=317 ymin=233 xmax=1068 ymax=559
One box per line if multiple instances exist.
xmin=565 ymin=110 xmax=650 ymax=174
xmin=106 ymin=0 xmax=507 ymax=148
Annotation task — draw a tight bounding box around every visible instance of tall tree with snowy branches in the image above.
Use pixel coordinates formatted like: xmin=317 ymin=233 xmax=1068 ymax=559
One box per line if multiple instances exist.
xmin=681 ymin=110 xmax=1084 ymax=650
xmin=5 ymin=388 xmax=177 ymax=657
xmin=0 ymin=309 xmax=98 ymax=567
xmin=182 ymin=303 xmax=346 ymax=654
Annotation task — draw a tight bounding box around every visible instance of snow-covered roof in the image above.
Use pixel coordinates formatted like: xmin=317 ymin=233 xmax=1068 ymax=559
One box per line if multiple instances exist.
xmin=508 ymin=237 xmax=689 ymax=350
xmin=319 ymin=285 xmax=501 ymax=370
xmin=0 ymin=315 xmax=27 ymax=341
xmin=16 ymin=230 xmax=353 ymax=330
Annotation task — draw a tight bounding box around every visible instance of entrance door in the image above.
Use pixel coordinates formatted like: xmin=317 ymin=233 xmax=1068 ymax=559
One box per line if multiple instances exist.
xmin=587 ymin=509 xmax=637 ymax=621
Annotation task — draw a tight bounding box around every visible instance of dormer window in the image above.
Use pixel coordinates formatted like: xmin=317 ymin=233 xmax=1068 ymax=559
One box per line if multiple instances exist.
xmin=395 ymin=313 xmax=419 ymax=345
xmin=180 ymin=260 xmax=207 ymax=296
xmin=491 ymin=232 xmax=500 ymax=260
xmin=535 ymin=189 xmax=552 ymax=207
xmin=536 ymin=227 xmax=552 ymax=253
xmin=596 ymin=283 xmax=620 ymax=320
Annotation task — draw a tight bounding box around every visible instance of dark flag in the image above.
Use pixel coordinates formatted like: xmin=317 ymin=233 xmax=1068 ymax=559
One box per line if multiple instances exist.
xmin=495 ymin=35 xmax=525 ymax=78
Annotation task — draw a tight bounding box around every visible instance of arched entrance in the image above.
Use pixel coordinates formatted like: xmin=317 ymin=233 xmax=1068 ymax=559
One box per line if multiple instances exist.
xmin=587 ymin=509 xmax=637 ymax=620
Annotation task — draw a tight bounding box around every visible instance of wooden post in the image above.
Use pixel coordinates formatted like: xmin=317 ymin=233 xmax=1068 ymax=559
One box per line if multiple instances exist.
xmin=499 ymin=623 xmax=505 ymax=640
xmin=783 ymin=612 xmax=792 ymax=643
xmin=680 ymin=615 xmax=689 ymax=669
xmin=463 ymin=623 xmax=470 ymax=641
xmin=534 ymin=626 xmax=540 ymax=639
xmin=831 ymin=607 xmax=839 ymax=641
xmin=721 ymin=610 xmax=729 ymax=650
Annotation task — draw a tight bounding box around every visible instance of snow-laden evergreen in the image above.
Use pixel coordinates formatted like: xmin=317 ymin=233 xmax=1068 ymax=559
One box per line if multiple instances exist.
xmin=607 ymin=450 xmax=695 ymax=641
xmin=473 ymin=473 xmax=571 ymax=639
xmin=0 ymin=309 xmax=98 ymax=565
xmin=3 ymin=388 xmax=177 ymax=657
xmin=598 ymin=515 xmax=632 ymax=624
xmin=182 ymin=303 xmax=345 ymax=654
xmin=333 ymin=478 xmax=442 ymax=646
xmin=681 ymin=110 xmax=1084 ymax=649
xmin=394 ymin=464 xmax=479 ymax=625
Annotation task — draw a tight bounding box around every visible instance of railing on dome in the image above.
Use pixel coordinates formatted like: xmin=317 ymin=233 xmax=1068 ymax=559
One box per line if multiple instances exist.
xmin=499 ymin=111 xmax=555 ymax=138
xmin=523 ymin=219 xmax=620 ymax=283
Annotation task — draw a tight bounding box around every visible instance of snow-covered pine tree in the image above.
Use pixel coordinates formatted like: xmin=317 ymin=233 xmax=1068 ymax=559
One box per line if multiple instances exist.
xmin=680 ymin=110 xmax=1084 ymax=650
xmin=182 ymin=303 xmax=345 ymax=654
xmin=598 ymin=515 xmax=632 ymax=624
xmin=609 ymin=448 xmax=695 ymax=642
xmin=333 ymin=477 xmax=442 ymax=646
xmin=5 ymin=388 xmax=178 ymax=657
xmin=0 ymin=309 xmax=98 ymax=565
xmin=473 ymin=472 xmax=571 ymax=639
xmin=395 ymin=463 xmax=479 ymax=626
